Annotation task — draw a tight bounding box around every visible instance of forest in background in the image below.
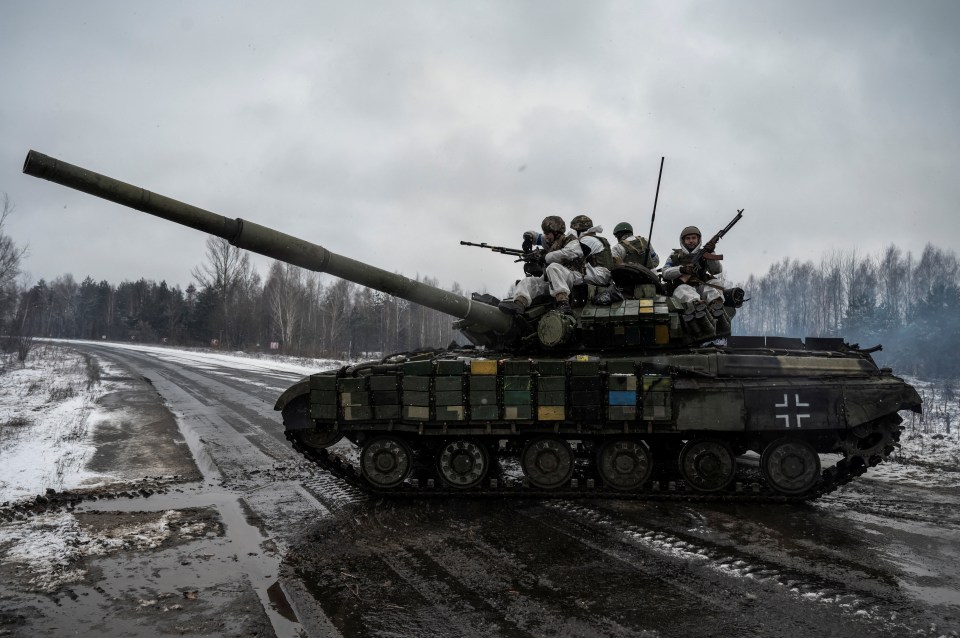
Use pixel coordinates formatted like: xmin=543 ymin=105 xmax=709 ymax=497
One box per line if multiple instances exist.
xmin=2 ymin=195 xmax=959 ymax=378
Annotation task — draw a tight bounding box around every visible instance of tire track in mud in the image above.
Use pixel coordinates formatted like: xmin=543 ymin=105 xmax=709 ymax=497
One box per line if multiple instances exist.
xmin=534 ymin=501 xmax=952 ymax=637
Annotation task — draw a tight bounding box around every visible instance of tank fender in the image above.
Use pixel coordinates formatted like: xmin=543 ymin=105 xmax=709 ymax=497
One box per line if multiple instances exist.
xmin=274 ymin=377 xmax=311 ymax=411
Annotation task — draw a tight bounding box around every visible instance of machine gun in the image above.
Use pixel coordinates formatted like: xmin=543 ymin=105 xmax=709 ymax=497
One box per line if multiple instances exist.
xmin=460 ymin=240 xmax=546 ymax=276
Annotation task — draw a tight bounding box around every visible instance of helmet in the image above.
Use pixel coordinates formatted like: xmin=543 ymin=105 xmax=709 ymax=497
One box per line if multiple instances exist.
xmin=570 ymin=214 xmax=593 ymax=233
xmin=613 ymin=222 xmax=633 ymax=237
xmin=541 ymin=215 xmax=566 ymax=235
xmin=680 ymin=225 xmax=701 ymax=243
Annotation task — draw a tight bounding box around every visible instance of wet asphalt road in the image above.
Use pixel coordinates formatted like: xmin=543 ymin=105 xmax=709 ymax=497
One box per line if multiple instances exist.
xmin=62 ymin=344 xmax=960 ymax=637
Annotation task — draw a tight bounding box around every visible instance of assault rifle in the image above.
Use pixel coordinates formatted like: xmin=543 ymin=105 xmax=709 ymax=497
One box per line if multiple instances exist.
xmin=680 ymin=209 xmax=744 ymax=283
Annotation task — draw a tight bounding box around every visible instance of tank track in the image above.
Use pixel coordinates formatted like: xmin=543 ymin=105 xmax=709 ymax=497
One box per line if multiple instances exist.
xmin=285 ymin=420 xmax=900 ymax=504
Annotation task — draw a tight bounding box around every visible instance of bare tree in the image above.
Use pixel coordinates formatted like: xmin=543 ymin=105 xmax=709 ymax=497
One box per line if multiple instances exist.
xmin=191 ymin=236 xmax=252 ymax=348
xmin=264 ymin=261 xmax=305 ymax=353
xmin=0 ymin=194 xmax=28 ymax=331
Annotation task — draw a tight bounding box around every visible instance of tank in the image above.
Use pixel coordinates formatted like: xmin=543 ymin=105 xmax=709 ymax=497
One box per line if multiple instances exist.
xmin=24 ymin=150 xmax=922 ymax=502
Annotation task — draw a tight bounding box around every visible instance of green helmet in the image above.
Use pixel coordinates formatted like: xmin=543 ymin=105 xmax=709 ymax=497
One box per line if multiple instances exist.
xmin=680 ymin=225 xmax=701 ymax=243
xmin=541 ymin=215 xmax=566 ymax=235
xmin=570 ymin=214 xmax=593 ymax=233
xmin=613 ymin=222 xmax=633 ymax=237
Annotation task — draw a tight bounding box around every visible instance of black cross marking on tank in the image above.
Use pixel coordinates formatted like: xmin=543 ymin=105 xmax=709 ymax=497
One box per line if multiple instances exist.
xmin=774 ymin=393 xmax=810 ymax=428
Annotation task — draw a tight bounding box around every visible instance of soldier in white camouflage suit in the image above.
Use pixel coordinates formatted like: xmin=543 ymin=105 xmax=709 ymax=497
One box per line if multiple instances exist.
xmin=569 ymin=214 xmax=613 ymax=287
xmin=498 ymin=215 xmax=583 ymax=316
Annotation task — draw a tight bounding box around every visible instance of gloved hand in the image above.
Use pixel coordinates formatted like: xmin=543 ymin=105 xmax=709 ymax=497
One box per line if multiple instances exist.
xmin=703 ymin=240 xmax=716 ymax=253
xmin=522 ymin=231 xmax=537 ymax=252
xmin=680 ymin=264 xmax=697 ymax=275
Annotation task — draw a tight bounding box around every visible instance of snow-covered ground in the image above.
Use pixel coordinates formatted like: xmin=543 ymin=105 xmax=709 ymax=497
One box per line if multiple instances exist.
xmin=0 ymin=341 xmax=350 ymax=505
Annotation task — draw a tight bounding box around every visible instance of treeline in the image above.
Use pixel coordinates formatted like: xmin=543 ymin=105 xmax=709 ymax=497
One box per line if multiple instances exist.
xmin=3 ymin=212 xmax=959 ymax=379
xmin=4 ymin=237 xmax=457 ymax=359
xmin=735 ymin=243 xmax=960 ymax=378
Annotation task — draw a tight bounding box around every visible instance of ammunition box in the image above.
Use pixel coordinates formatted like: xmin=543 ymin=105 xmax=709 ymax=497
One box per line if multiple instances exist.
xmin=310 ymin=390 xmax=337 ymax=405
xmin=503 ymin=390 xmax=532 ymax=406
xmin=503 ymin=376 xmax=532 ymax=391
xmin=369 ymin=376 xmax=399 ymax=391
xmin=309 ymin=375 xmax=337 ymax=391
xmin=537 ymin=360 xmax=566 ymax=375
xmin=537 ymin=376 xmax=566 ymax=392
xmin=403 ymin=360 xmax=433 ymax=376
xmin=537 ymin=406 xmax=565 ymax=420
xmin=503 ymin=360 xmax=531 ymax=375
xmin=434 ymin=376 xmax=464 ymax=392
xmin=504 ymin=405 xmax=532 ymax=420
xmin=403 ymin=405 xmax=430 ymax=420
xmin=470 ymin=359 xmax=498 ymax=375
xmin=402 ymin=390 xmax=431 ymax=407
xmin=374 ymin=405 xmax=401 ymax=420
xmin=437 ymin=405 xmax=465 ymax=421
xmin=435 ymin=391 xmax=464 ymax=406
xmin=469 ymin=376 xmax=497 ymax=391
xmin=402 ymin=376 xmax=431 ymax=392
xmin=436 ymin=360 xmax=466 ymax=375
xmin=538 ymin=391 xmax=566 ymax=406
xmin=471 ymin=405 xmax=500 ymax=420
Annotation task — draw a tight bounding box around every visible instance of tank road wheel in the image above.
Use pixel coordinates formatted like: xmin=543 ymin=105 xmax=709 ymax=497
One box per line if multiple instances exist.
xmin=360 ymin=436 xmax=413 ymax=489
xmin=521 ymin=437 xmax=574 ymax=489
xmin=437 ymin=439 xmax=490 ymax=489
xmin=678 ymin=439 xmax=736 ymax=492
xmin=597 ymin=440 xmax=653 ymax=491
xmin=760 ymin=437 xmax=821 ymax=496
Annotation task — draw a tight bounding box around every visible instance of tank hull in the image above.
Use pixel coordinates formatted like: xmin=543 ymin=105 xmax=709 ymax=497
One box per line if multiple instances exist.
xmin=282 ymin=342 xmax=921 ymax=500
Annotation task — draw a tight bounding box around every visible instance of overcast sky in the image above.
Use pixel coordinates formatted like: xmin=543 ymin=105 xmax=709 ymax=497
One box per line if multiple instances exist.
xmin=2 ymin=1 xmax=958 ymax=298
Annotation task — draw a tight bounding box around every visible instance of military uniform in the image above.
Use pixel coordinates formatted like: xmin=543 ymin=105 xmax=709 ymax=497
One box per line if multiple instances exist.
xmin=661 ymin=226 xmax=723 ymax=303
xmin=569 ymin=215 xmax=613 ymax=287
xmin=610 ymin=221 xmax=659 ymax=268
xmin=501 ymin=216 xmax=583 ymax=315
xmin=612 ymin=235 xmax=659 ymax=268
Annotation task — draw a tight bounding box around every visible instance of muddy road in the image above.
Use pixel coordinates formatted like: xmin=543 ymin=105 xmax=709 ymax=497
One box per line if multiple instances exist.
xmin=2 ymin=343 xmax=958 ymax=637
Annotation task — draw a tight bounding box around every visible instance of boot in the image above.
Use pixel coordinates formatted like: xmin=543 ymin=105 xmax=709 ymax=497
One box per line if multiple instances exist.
xmin=709 ymin=299 xmax=731 ymax=335
xmin=682 ymin=302 xmax=703 ymax=338
xmin=555 ymin=292 xmax=573 ymax=316
xmin=695 ymin=311 xmax=717 ymax=339
xmin=498 ymin=296 xmax=529 ymax=316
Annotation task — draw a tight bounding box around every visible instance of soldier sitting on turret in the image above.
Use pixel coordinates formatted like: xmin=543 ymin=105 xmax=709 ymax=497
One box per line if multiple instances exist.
xmin=661 ymin=225 xmax=729 ymax=334
xmin=569 ymin=214 xmax=613 ymax=287
xmin=611 ymin=222 xmax=659 ymax=268
xmin=498 ymin=215 xmax=583 ymax=316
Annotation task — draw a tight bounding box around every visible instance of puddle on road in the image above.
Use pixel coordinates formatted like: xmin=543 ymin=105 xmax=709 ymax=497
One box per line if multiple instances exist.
xmin=1 ymin=485 xmax=304 ymax=637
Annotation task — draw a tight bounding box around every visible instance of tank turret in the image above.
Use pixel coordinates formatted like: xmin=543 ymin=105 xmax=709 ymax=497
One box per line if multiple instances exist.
xmin=24 ymin=150 xmax=922 ymax=501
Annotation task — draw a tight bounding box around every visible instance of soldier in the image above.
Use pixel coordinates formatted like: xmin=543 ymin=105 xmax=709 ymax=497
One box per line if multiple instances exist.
xmin=661 ymin=225 xmax=728 ymax=334
xmin=611 ymin=222 xmax=659 ymax=268
xmin=661 ymin=225 xmax=723 ymax=303
xmin=499 ymin=215 xmax=583 ymax=316
xmin=569 ymin=214 xmax=613 ymax=287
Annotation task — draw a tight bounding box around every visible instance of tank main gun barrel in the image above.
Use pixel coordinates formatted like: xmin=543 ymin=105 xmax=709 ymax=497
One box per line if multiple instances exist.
xmin=23 ymin=150 xmax=513 ymax=334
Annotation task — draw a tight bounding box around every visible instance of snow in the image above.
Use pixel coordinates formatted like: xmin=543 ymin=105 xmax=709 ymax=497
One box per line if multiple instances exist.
xmin=0 ymin=341 xmax=353 ymax=505
xmin=0 ymin=344 xmax=117 ymax=504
